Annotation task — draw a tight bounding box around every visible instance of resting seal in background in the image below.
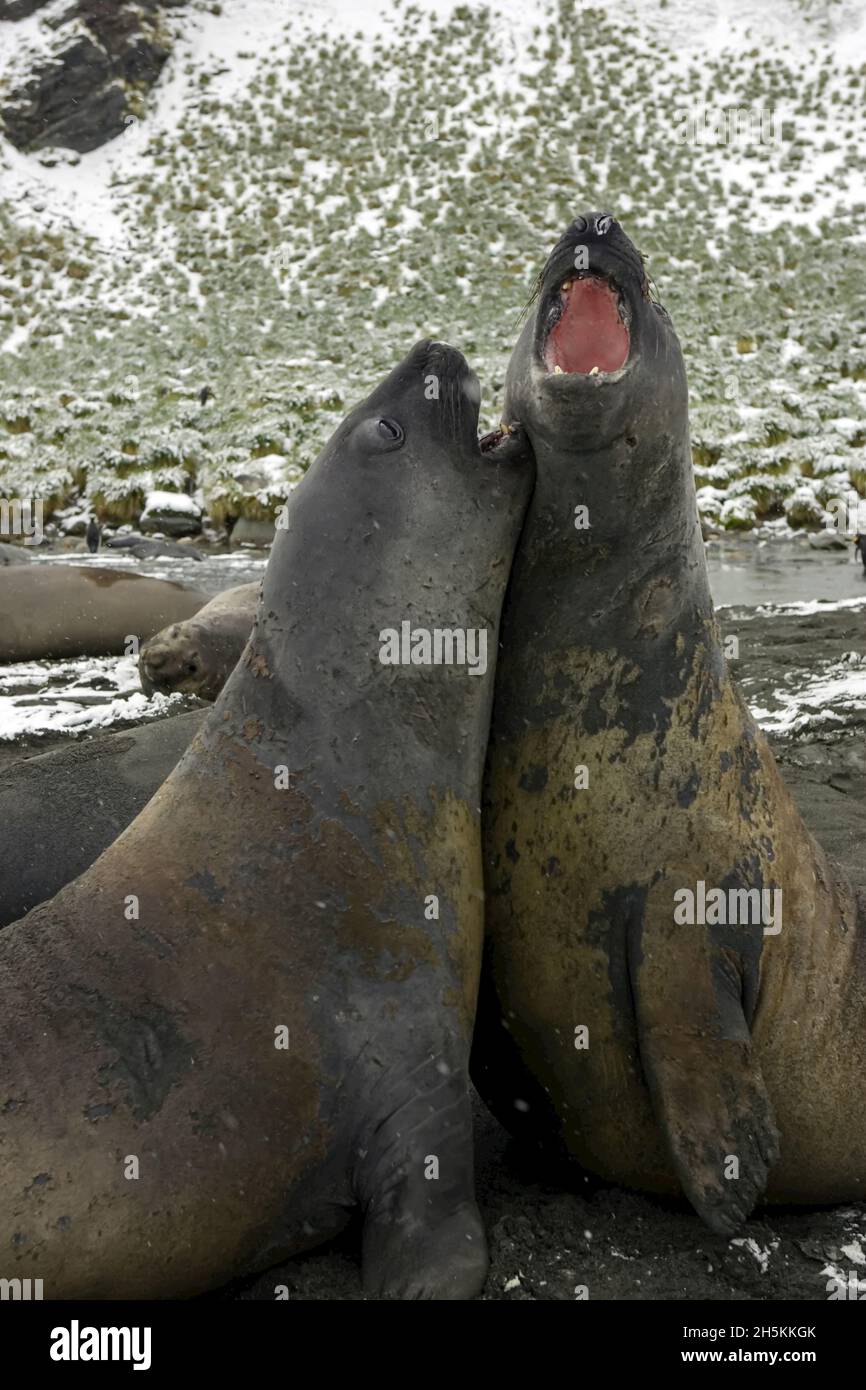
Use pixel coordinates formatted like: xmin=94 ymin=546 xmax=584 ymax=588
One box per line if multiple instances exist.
xmin=0 ymin=566 xmax=208 ymax=661
xmin=472 ymin=213 xmax=864 ymax=1234
xmin=0 ymin=341 xmax=533 ymax=1299
xmin=0 ymin=712 xmax=205 ymax=928
xmin=139 ymin=583 xmax=260 ymax=701
xmin=106 ymin=535 xmax=203 ymax=562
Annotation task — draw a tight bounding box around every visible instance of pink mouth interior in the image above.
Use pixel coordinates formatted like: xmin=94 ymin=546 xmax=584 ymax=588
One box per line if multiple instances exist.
xmin=543 ymin=277 xmax=630 ymax=374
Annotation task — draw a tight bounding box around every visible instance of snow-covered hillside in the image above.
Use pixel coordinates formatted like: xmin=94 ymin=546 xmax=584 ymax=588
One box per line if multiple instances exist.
xmin=1 ymin=0 xmax=865 ymax=531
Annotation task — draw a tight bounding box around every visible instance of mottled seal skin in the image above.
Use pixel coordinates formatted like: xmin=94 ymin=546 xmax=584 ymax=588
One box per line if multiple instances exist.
xmin=0 ymin=341 xmax=533 ymax=1299
xmin=0 ymin=712 xmax=205 ymax=928
xmin=0 ymin=566 xmax=208 ymax=661
xmin=472 ymin=213 xmax=863 ymax=1235
xmin=139 ymin=583 xmax=260 ymax=701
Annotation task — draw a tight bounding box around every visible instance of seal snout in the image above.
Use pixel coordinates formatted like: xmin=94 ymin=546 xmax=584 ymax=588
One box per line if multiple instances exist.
xmin=409 ymin=337 xmax=471 ymax=386
xmin=139 ymin=628 xmax=200 ymax=696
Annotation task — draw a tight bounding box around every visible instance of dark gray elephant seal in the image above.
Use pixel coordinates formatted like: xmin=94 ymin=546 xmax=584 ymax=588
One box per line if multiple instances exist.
xmin=0 ymin=341 xmax=533 ymax=1298
xmin=107 ymin=535 xmax=203 ymax=562
xmin=0 ymin=542 xmax=32 ymax=566
xmin=0 ymin=566 xmax=208 ymax=661
xmin=0 ymin=712 xmax=205 ymax=928
xmin=139 ymin=583 xmax=259 ymax=701
xmin=472 ymin=213 xmax=863 ymax=1235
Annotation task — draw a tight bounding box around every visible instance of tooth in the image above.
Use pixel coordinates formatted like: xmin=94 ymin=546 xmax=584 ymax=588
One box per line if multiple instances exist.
xmin=553 ymin=365 xmax=564 ymax=374
xmin=499 ymin=422 xmax=513 ymax=435
xmin=561 ymin=280 xmax=573 ymax=292
xmin=589 ymin=366 xmax=600 ymax=375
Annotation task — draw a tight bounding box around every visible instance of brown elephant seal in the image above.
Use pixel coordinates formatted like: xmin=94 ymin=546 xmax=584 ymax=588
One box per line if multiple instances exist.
xmin=472 ymin=213 xmax=863 ymax=1235
xmin=0 ymin=341 xmax=534 ymax=1299
xmin=139 ymin=583 xmax=260 ymax=701
xmin=0 ymin=566 xmax=208 ymax=662
xmin=0 ymin=712 xmax=205 ymax=928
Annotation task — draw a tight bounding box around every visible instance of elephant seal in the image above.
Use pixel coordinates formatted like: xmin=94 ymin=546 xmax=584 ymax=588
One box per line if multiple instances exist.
xmin=472 ymin=213 xmax=863 ymax=1235
xmin=107 ymin=535 xmax=203 ymax=562
xmin=139 ymin=583 xmax=259 ymax=701
xmin=0 ymin=341 xmax=533 ymax=1298
xmin=0 ymin=565 xmax=208 ymax=661
xmin=0 ymin=542 xmax=31 ymax=565
xmin=0 ymin=712 xmax=205 ymax=928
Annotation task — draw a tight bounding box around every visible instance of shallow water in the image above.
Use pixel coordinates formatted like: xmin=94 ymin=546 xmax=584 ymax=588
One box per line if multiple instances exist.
xmin=29 ymin=548 xmax=268 ymax=597
xmin=30 ymin=536 xmax=866 ymax=610
xmin=707 ymin=537 xmax=865 ymax=608
xmin=4 ymin=539 xmax=864 ymax=744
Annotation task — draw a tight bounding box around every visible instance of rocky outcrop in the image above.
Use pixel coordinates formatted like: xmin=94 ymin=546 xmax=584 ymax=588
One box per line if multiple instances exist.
xmin=0 ymin=2 xmax=54 ymax=20
xmin=0 ymin=1 xmax=188 ymax=153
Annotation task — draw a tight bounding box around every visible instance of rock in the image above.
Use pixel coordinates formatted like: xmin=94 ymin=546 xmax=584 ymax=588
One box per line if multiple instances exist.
xmin=0 ymin=1 xmax=52 ymax=19
xmin=0 ymin=1 xmax=186 ymax=154
xmin=140 ymin=490 xmax=202 ymax=538
xmin=229 ymin=517 xmax=276 ymax=549
xmin=808 ymin=529 xmax=851 ymax=551
xmin=58 ymin=512 xmax=90 ymax=537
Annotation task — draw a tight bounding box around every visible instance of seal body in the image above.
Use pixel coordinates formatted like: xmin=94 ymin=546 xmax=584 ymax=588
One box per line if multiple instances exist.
xmin=0 ymin=712 xmax=204 ymax=927
xmin=0 ymin=342 xmax=533 ymax=1298
xmin=139 ymin=583 xmax=259 ymax=700
xmin=472 ymin=214 xmax=863 ymax=1234
xmin=107 ymin=536 xmax=203 ymax=562
xmin=0 ymin=566 xmax=208 ymax=661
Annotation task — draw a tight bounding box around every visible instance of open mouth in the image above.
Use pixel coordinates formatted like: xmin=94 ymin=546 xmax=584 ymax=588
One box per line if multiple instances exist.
xmin=541 ymin=273 xmax=630 ymax=376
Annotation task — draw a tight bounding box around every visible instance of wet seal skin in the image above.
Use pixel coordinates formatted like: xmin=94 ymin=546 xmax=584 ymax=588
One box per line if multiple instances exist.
xmin=0 ymin=341 xmax=534 ymax=1299
xmin=0 ymin=565 xmax=208 ymax=661
xmin=139 ymin=582 xmax=260 ymax=701
xmin=0 ymin=711 xmax=205 ymax=928
xmin=472 ymin=212 xmax=865 ymax=1234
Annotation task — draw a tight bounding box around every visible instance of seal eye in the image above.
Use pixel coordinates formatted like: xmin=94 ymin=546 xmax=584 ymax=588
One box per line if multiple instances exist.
xmin=377 ymin=418 xmax=403 ymax=443
xmin=573 ymin=215 xmax=588 ymax=233
xmin=356 ymin=415 xmax=405 ymax=455
xmin=596 ymin=214 xmax=614 ymax=235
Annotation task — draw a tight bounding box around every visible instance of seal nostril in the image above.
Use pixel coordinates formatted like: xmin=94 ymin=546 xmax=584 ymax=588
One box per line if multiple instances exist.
xmin=572 ymin=215 xmax=588 ymax=234
xmin=626 ymin=436 xmax=638 ymax=448
xmin=596 ymin=214 xmax=614 ymax=235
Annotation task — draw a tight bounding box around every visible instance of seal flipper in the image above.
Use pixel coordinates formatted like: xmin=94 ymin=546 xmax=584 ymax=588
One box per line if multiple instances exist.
xmin=356 ymin=1057 xmax=488 ymax=1300
xmin=628 ymin=917 xmax=780 ymax=1235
